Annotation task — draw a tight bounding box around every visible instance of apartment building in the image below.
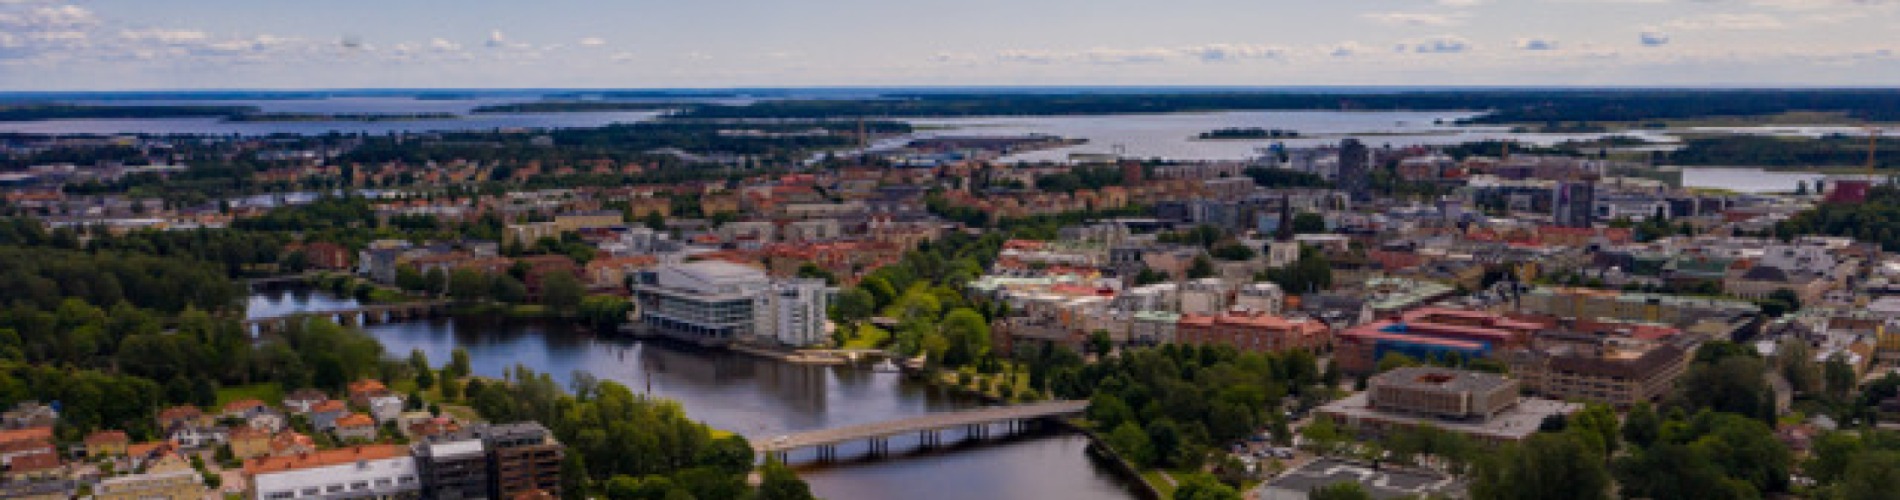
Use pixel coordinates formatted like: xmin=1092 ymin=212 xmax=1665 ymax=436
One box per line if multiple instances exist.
xmin=1507 ymin=335 xmax=1694 ymax=408
xmin=1175 ymin=311 xmax=1330 ymax=355
xmin=1335 ymin=308 xmax=1540 ymax=374
xmin=245 ymin=445 xmax=420 ymax=500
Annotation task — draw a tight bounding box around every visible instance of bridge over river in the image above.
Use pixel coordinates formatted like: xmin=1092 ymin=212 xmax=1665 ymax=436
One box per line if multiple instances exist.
xmin=755 ymin=400 xmax=1089 ymax=462
xmin=243 ymin=300 xmax=452 ymax=336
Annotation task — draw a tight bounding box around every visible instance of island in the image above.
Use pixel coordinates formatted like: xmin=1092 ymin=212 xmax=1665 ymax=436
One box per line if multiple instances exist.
xmin=1197 ymin=127 xmax=1302 ymax=140
xmin=470 ymin=101 xmax=681 ymax=113
xmin=223 ymin=112 xmax=461 ymax=123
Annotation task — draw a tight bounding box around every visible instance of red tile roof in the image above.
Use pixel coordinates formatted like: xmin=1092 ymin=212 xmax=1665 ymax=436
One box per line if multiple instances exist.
xmin=244 ymin=445 xmax=408 ymax=475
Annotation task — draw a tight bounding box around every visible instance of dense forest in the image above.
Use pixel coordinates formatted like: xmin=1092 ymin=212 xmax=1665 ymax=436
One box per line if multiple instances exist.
xmin=1666 ymin=135 xmax=1898 ymax=169
xmin=470 ymin=102 xmax=679 ymax=113
xmin=0 ymin=104 xmax=253 ymax=121
xmin=675 ymin=89 xmax=1900 ymax=123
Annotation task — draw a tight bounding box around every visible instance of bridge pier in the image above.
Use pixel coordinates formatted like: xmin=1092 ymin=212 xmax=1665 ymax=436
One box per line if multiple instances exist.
xmin=868 ymin=437 xmax=888 ymax=456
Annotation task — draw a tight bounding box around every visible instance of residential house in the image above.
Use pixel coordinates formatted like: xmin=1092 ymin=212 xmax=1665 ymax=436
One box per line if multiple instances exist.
xmin=282 ymin=389 xmax=330 ymax=414
xmin=156 ymin=405 xmax=209 ymax=429
xmin=0 ymin=402 xmax=57 ymax=429
xmin=309 ymin=400 xmax=349 ymax=432
xmin=334 ymin=413 xmax=379 ymax=443
xmin=83 ymin=430 xmax=130 ymax=457
xmin=229 ymin=426 xmax=274 ymax=460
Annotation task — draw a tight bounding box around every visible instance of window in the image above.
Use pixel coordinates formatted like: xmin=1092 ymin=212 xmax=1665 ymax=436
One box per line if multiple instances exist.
xmin=351 ymin=481 xmax=370 ymax=491
xmin=267 ymin=492 xmax=296 ymax=500
xmin=326 ymin=485 xmax=344 ymax=493
xmin=376 ymin=478 xmax=393 ymax=487
xmin=399 ymin=475 xmax=417 ymax=484
xmin=301 ymin=488 xmax=320 ymax=497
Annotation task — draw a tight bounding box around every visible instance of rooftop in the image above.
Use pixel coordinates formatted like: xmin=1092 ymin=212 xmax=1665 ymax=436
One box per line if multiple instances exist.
xmin=1373 ymin=367 xmax=1514 ymax=395
xmin=1320 ymin=393 xmax=1580 ymax=442
xmin=244 ymin=445 xmax=410 ymax=475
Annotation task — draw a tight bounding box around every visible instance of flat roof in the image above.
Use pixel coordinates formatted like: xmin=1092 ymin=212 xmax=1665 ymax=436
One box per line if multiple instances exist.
xmin=1319 ymin=393 xmax=1579 ymax=442
xmin=1259 ymin=459 xmax=1463 ymax=500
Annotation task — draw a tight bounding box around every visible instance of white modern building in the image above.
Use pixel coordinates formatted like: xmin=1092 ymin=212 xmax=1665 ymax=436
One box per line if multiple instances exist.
xmin=247 ymin=445 xmax=420 ymax=500
xmin=632 ymin=261 xmax=836 ymax=347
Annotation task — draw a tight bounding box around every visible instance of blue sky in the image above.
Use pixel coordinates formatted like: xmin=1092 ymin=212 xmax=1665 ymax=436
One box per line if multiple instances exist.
xmin=1 ymin=0 xmax=1896 ymax=90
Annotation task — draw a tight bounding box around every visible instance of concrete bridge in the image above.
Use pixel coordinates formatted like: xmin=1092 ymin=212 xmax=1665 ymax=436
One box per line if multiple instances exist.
xmin=244 ymin=300 xmax=453 ymax=336
xmin=755 ymin=400 xmax=1088 ymax=462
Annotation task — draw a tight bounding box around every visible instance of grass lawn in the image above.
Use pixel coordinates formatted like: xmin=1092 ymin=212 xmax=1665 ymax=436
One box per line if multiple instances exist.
xmin=841 ymin=324 xmax=890 ymax=350
xmin=215 ymin=383 xmax=285 ymax=407
xmin=1141 ymin=470 xmax=1177 ymax=498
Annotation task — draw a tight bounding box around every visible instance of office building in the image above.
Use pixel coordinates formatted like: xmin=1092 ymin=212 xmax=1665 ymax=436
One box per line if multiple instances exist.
xmin=1337 ymin=139 xmax=1371 ymax=202
xmin=245 ymin=445 xmax=420 ymax=500
xmin=632 ymin=261 xmax=836 ymax=347
xmin=413 ymin=437 xmax=489 ymax=500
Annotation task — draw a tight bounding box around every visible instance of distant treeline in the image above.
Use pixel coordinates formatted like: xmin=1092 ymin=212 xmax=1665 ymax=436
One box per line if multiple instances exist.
xmin=469 ymin=102 xmax=678 ymax=113
xmin=676 ymin=89 xmax=1900 ymax=123
xmin=1199 ymin=127 xmax=1300 ymax=140
xmin=0 ymin=104 xmax=254 ymax=121
xmin=225 ymin=112 xmax=460 ymax=122
xmin=1666 ymin=135 xmax=1900 ymax=168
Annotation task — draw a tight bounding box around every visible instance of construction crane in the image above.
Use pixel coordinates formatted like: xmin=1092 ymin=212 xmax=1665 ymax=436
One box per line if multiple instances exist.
xmin=1868 ymin=125 xmax=1883 ymax=180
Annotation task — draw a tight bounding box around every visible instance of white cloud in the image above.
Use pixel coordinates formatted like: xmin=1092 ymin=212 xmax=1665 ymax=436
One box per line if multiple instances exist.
xmin=1399 ymin=36 xmax=1473 ymax=54
xmin=1437 ymin=0 xmax=1487 ymax=6
xmin=1516 ymin=38 xmax=1560 ymax=51
xmin=429 ymin=38 xmax=461 ymax=52
xmin=578 ymin=37 xmax=605 ymax=47
xmin=1363 ymin=12 xmax=1466 ymax=27
xmin=120 ymin=29 xmax=210 ymax=44
xmin=1181 ymin=43 xmax=1289 ymax=62
xmin=1640 ymin=29 xmax=1671 ymax=46
xmin=1664 ymin=13 xmax=1787 ymax=30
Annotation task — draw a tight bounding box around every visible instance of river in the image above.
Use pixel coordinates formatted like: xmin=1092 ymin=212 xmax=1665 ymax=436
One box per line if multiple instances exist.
xmin=246 ymin=286 xmax=1141 ymax=500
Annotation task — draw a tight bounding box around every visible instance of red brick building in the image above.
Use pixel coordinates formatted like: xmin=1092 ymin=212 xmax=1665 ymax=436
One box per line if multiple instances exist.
xmin=1175 ymin=311 xmax=1331 ymax=355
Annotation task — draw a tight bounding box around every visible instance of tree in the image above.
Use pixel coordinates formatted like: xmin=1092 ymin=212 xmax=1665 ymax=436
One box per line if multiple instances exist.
xmin=1292 ymin=212 xmax=1328 ymax=233
xmin=540 ymin=271 xmax=585 ymax=314
xmin=1106 ymin=421 xmax=1156 ymax=467
xmin=1188 ymin=256 xmax=1217 ymax=279
xmin=1174 ymin=473 xmax=1243 ymax=500
xmin=1623 ymin=402 xmax=1661 ymax=449
xmin=1614 ymin=442 xmax=1759 ymax=500
xmin=1470 ymin=433 xmax=1612 ymax=500
xmin=448 ymin=269 xmax=490 ymax=303
xmin=1310 ymin=482 xmax=1374 ymax=500
xmin=448 ymin=348 xmax=472 ymax=379
xmin=1089 ymin=330 xmax=1113 ymax=357
xmin=578 ymin=295 xmax=633 ymax=331
xmin=757 ymin=459 xmax=815 ymax=500
xmin=423 ymin=268 xmax=447 ymax=295
xmin=830 ymin=288 xmax=876 ymax=324
xmin=938 ymin=308 xmax=991 ymax=367
xmin=1826 ymin=353 xmax=1858 ymax=402
xmin=1569 ymin=404 xmax=1621 ymax=458
xmin=396 ymin=265 xmax=427 ymax=292
xmin=492 ymin=274 xmax=528 ymax=303
xmin=1835 ymin=450 xmax=1900 ymax=500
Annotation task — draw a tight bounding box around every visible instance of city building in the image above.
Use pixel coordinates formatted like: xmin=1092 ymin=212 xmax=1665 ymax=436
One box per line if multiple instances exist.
xmin=1175 ymin=312 xmax=1331 ymax=355
xmin=1507 ymin=334 xmax=1694 ymax=407
xmin=631 ymin=261 xmax=836 ymax=347
xmin=245 ymin=445 xmax=420 ymax=500
xmin=483 ymin=423 xmax=564 ymax=499
xmin=1335 ymin=308 xmax=1540 ymax=373
xmin=1337 ymin=139 xmax=1371 ymax=202
xmin=1317 ymin=367 xmax=1580 ymax=444
xmin=412 ymin=436 xmax=490 ymax=500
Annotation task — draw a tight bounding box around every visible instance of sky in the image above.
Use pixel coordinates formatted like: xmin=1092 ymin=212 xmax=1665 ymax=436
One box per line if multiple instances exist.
xmin=0 ymin=0 xmax=1897 ymax=90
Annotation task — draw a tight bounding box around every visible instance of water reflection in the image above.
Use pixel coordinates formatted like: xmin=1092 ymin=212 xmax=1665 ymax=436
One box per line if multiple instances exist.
xmin=250 ymin=286 xmax=1138 ymax=500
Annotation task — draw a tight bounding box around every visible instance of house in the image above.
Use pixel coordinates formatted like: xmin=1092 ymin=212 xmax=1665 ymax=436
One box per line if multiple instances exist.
xmin=4 ymin=452 xmax=62 ymax=481
xmin=83 ymin=430 xmax=130 ymax=457
xmin=246 ymin=411 xmax=288 ymax=434
xmin=0 ymin=427 xmax=55 ymax=467
xmin=0 ymin=402 xmax=57 ymax=430
xmin=282 ymin=389 xmax=330 ymax=414
xmin=334 ymin=413 xmax=379 ymax=443
xmin=347 ymin=379 xmax=392 ymax=408
xmin=228 ymin=426 xmax=274 ymax=460
xmin=310 ymin=400 xmax=349 ymax=432
xmin=156 ymin=405 xmax=208 ymax=429
xmin=367 ymin=394 xmax=407 ymax=424
xmin=222 ymin=399 xmax=272 ymax=421
xmin=268 ymin=431 xmax=317 ymax=458
xmin=166 ymin=423 xmax=227 ymax=449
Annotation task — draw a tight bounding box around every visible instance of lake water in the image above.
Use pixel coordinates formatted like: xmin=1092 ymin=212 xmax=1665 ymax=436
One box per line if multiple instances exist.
xmin=246 ymin=286 xmax=1140 ymax=500
xmin=1678 ymin=167 xmax=1828 ymax=193
xmin=907 ymin=111 xmax=1667 ymax=162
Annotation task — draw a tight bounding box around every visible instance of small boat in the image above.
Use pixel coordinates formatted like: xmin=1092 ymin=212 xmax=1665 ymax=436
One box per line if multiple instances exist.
xmin=872 ymin=359 xmax=901 ymax=373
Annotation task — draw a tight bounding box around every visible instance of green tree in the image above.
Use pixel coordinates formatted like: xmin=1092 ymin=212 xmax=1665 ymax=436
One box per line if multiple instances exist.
xmin=1174 ymin=473 xmax=1243 ymax=500
xmin=1310 ymin=482 xmax=1374 ymax=500
xmin=830 ymin=287 xmax=876 ymax=324
xmin=1622 ymin=402 xmax=1661 ymax=449
xmin=1292 ymin=212 xmax=1328 ymax=233
xmin=578 ymin=295 xmax=633 ymax=331
xmin=938 ymin=308 xmax=992 ymax=367
xmin=448 ymin=348 xmax=472 ymax=379
xmin=1106 ymin=421 xmax=1156 ymax=467
xmin=1089 ymin=330 xmax=1113 ymax=357
xmin=1835 ymin=450 xmax=1900 ymax=500
xmin=1470 ymin=433 xmax=1612 ymax=500
xmin=757 ymin=459 xmax=814 ymax=500
xmin=1187 ymin=256 xmax=1217 ymax=279
xmin=448 ymin=269 xmax=490 ymax=303
xmin=492 ymin=274 xmax=528 ymax=303
xmin=540 ymin=270 xmax=585 ymax=314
